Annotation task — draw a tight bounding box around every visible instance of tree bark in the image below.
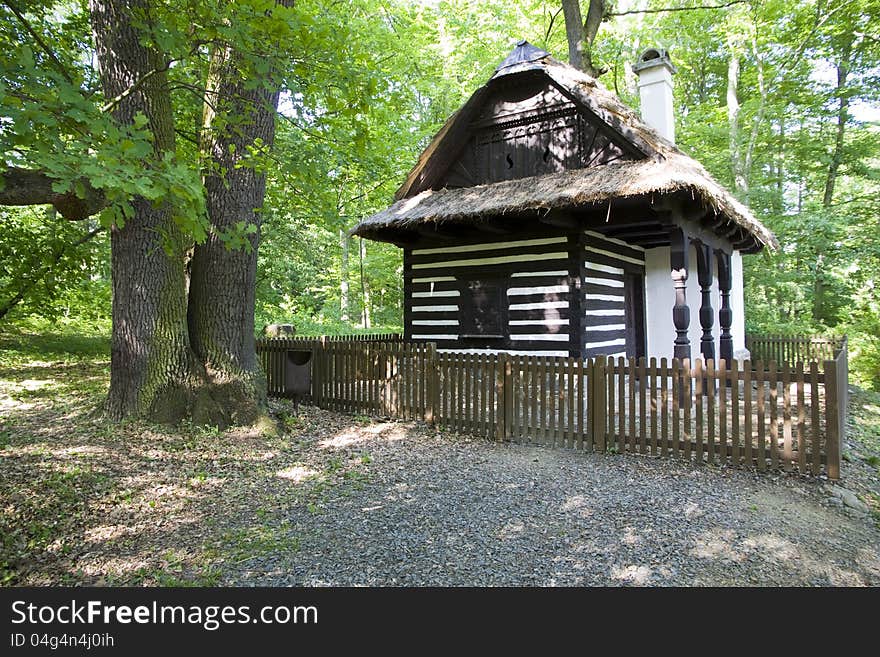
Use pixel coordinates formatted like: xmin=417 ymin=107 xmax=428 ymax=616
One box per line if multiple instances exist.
xmin=187 ymin=25 xmax=287 ymax=426
xmin=561 ymin=0 xmax=586 ymax=71
xmin=561 ymin=0 xmax=607 ymax=78
xmin=91 ymin=0 xmax=201 ymax=422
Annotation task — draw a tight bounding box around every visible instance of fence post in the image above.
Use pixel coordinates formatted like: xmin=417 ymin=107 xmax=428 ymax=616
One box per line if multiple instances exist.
xmin=425 ymin=343 xmax=437 ymax=425
xmin=592 ymin=355 xmax=607 ymax=452
xmin=504 ymin=354 xmax=514 ymax=441
xmin=839 ymin=336 xmax=848 ymax=447
xmin=495 ymin=353 xmax=510 ymax=442
xmin=823 ymin=358 xmax=841 ymax=480
xmin=311 ymin=344 xmax=321 ymax=408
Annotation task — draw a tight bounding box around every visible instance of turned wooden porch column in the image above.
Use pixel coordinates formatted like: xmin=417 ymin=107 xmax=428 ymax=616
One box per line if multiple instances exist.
xmin=670 ymin=228 xmax=691 ymax=362
xmin=695 ymin=241 xmax=715 ymax=363
xmin=716 ymin=249 xmax=733 ymax=365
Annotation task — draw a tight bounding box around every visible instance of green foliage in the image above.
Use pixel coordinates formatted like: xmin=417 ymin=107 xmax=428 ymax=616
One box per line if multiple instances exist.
xmin=0 ymin=205 xmax=109 ymax=326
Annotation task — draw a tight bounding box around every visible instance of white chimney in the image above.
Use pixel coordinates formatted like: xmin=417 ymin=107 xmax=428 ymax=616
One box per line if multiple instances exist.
xmin=633 ymin=48 xmax=677 ymax=143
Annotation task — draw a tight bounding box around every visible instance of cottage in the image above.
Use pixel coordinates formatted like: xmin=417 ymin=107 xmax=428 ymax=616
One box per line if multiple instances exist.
xmin=352 ymin=41 xmax=777 ymax=362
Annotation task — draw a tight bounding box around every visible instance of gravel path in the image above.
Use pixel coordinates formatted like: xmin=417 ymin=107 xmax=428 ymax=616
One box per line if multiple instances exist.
xmin=226 ymin=408 xmax=880 ymax=586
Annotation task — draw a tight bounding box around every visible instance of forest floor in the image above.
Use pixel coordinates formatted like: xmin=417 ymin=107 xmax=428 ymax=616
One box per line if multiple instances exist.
xmin=1 ymin=329 xmax=879 ymax=586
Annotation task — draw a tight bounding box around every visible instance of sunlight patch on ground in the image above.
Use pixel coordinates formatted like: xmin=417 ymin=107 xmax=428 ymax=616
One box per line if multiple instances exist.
xmin=56 ymin=445 xmax=107 ymax=457
xmin=691 ymin=529 xmax=745 ymax=562
xmin=187 ymin=476 xmax=224 ymax=489
xmin=611 ymin=564 xmax=653 ymax=585
xmin=740 ymin=533 xmax=798 ymax=561
xmin=319 ymin=431 xmax=367 ymax=450
xmin=141 ymin=483 xmax=197 ymax=504
xmin=497 ymin=518 xmax=526 ymax=539
xmin=81 ymin=524 xmax=140 ymax=545
xmin=18 ymin=378 xmax=55 ymax=391
xmin=561 ymin=494 xmax=589 ymax=513
xmin=0 ymin=395 xmax=36 ymax=412
xmin=275 ymin=464 xmax=320 ymax=483
xmin=79 ymin=555 xmax=152 ymax=580
xmin=317 ymin=422 xmax=404 ymax=450
xmin=621 ymin=527 xmax=641 ymax=546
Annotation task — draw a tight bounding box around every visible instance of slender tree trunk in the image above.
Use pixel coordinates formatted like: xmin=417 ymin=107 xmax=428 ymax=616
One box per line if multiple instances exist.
xmin=773 ymin=119 xmax=784 ymax=216
xmin=561 ymin=0 xmax=585 ymax=70
xmin=91 ymin=0 xmax=201 ymax=422
xmin=187 ymin=40 xmax=284 ymax=426
xmin=359 ymin=238 xmax=370 ymax=329
xmin=823 ymin=47 xmax=851 ymax=207
xmin=742 ymin=31 xmax=767 ymax=204
xmin=727 ymin=46 xmax=748 ymax=197
xmin=814 ymin=39 xmax=852 ymax=323
xmin=340 ymin=229 xmax=350 ymax=322
xmin=561 ymin=0 xmax=606 ymax=78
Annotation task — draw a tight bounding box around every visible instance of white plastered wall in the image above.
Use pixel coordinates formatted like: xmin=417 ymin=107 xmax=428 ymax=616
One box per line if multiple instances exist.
xmin=644 ymin=245 xmax=744 ymax=362
xmin=644 ymin=246 xmax=675 ymax=361
xmin=731 ymin=250 xmax=748 ymax=358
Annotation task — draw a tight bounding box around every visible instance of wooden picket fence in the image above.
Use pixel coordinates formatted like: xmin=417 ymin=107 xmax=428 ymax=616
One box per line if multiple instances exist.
xmin=746 ymin=334 xmax=844 ymax=365
xmin=256 ymin=334 xmax=401 ymax=398
xmin=256 ymin=335 xmax=848 ymax=479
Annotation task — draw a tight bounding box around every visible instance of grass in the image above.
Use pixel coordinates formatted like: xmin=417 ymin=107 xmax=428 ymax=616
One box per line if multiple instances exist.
xmin=0 ymin=326 xmax=381 ymax=586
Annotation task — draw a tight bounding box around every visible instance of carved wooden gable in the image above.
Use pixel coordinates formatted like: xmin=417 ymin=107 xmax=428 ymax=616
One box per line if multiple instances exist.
xmin=440 ymin=77 xmax=639 ymax=189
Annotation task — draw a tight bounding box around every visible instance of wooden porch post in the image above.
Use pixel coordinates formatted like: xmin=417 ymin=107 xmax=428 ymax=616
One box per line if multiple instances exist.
xmin=716 ymin=249 xmax=733 ymax=365
xmin=670 ymin=228 xmax=691 ymax=362
xmin=695 ymin=241 xmax=715 ymax=363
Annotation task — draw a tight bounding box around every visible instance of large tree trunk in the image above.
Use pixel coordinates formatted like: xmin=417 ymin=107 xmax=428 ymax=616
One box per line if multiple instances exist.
xmin=187 ymin=42 xmax=284 ymax=427
xmin=91 ymin=0 xmax=203 ymax=422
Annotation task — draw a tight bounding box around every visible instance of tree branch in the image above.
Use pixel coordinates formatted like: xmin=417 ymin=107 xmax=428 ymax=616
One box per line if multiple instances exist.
xmin=2 ymin=0 xmax=74 ymax=84
xmin=543 ymin=6 xmax=563 ymax=47
xmin=101 ymin=39 xmax=211 ymax=114
xmin=609 ymin=0 xmax=749 ymax=16
xmin=0 ymin=168 xmax=106 ymax=220
xmin=100 ymin=66 xmax=167 ymax=114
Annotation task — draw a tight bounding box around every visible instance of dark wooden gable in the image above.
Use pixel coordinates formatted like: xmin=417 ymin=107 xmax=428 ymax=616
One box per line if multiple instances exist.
xmin=439 ymin=74 xmax=640 ymax=190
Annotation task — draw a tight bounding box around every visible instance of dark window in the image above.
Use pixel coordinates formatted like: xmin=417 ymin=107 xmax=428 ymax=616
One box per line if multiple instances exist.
xmin=623 ymin=272 xmax=646 ymax=360
xmin=459 ymin=278 xmax=507 ymax=340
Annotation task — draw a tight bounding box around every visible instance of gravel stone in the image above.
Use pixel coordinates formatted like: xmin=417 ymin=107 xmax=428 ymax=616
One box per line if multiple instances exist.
xmin=224 ymin=406 xmax=880 ymax=587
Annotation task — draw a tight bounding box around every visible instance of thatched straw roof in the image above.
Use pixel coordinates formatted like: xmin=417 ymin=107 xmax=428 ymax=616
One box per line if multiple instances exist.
xmin=353 ymin=43 xmax=778 ymax=252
